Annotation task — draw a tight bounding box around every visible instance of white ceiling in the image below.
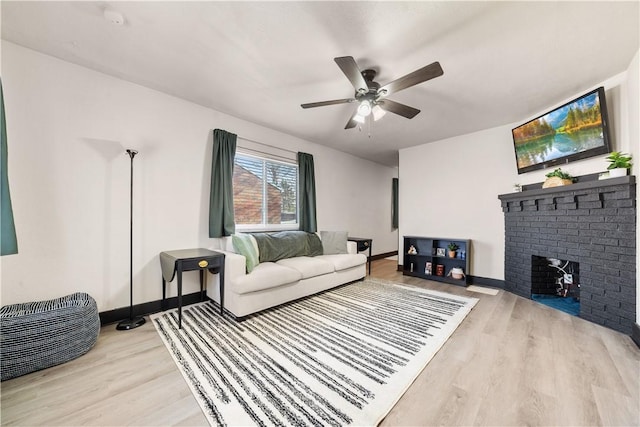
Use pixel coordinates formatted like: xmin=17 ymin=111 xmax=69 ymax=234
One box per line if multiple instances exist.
xmin=2 ymin=1 xmax=639 ymax=166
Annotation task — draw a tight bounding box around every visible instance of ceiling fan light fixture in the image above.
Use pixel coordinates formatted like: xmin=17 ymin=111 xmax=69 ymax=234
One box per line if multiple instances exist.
xmin=302 ymin=56 xmax=443 ymax=130
xmin=372 ymin=105 xmax=386 ymax=121
xmin=357 ymin=100 xmax=372 ymax=116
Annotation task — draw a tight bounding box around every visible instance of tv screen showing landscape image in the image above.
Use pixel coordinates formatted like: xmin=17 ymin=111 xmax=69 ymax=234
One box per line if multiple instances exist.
xmin=512 ymin=87 xmax=611 ymax=174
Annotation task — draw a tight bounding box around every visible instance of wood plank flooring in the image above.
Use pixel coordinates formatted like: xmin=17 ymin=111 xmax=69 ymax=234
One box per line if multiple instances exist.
xmin=2 ymin=259 xmax=639 ymax=426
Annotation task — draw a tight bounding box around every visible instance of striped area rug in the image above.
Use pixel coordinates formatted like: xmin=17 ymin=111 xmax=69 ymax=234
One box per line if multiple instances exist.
xmin=152 ymin=279 xmax=477 ymax=426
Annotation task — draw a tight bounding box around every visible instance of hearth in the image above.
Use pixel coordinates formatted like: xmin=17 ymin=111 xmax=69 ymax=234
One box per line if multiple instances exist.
xmin=499 ymin=175 xmax=636 ymax=334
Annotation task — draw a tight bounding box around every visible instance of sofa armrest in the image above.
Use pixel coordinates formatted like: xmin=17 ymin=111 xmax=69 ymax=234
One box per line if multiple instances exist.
xmin=218 ymin=250 xmax=247 ymax=281
xmin=347 ymin=241 xmax=357 ymax=255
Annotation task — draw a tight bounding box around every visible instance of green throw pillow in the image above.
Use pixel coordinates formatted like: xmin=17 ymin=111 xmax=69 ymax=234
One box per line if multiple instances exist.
xmin=320 ymin=231 xmax=348 ymax=254
xmin=232 ymin=233 xmax=259 ymax=273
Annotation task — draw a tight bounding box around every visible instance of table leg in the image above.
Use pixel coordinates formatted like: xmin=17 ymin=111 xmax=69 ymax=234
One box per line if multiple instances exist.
xmin=177 ymin=263 xmax=183 ymax=329
xmin=162 ymin=277 xmax=166 ymax=311
xmin=199 ymin=269 xmax=205 ymax=302
xmin=368 ymin=243 xmax=372 ymax=275
xmin=219 ymin=263 xmax=225 ymax=316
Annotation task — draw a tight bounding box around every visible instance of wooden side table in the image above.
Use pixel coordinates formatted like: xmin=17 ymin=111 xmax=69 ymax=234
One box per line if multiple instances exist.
xmin=348 ymin=237 xmax=372 ymax=275
xmin=159 ymin=248 xmax=225 ymax=329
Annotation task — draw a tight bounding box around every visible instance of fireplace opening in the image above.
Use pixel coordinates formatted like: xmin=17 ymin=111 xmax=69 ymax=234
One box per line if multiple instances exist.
xmin=531 ymin=255 xmax=580 ymax=316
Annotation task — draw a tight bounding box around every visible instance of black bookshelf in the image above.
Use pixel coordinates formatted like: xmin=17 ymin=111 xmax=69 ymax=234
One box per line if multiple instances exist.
xmin=403 ymin=236 xmax=470 ymax=286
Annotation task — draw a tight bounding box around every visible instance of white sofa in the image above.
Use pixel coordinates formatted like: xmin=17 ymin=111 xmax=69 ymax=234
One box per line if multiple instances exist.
xmin=206 ymin=235 xmax=366 ymax=318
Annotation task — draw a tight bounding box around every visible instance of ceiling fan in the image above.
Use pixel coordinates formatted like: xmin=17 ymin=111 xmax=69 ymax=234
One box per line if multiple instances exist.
xmin=301 ymin=56 xmax=443 ymax=129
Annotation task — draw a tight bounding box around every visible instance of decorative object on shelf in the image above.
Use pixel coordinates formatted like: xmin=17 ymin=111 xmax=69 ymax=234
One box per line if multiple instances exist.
xmin=605 ymin=151 xmax=632 ymax=178
xmin=447 ymin=242 xmax=459 ymax=258
xmin=460 ymin=250 xmax=466 ymax=260
xmin=542 ymin=168 xmax=575 ymax=188
xmin=436 ymin=264 xmax=445 ymax=276
xmin=513 ymin=183 xmax=522 ymax=192
xmin=407 ymin=245 xmax=417 ymax=255
xmin=425 ymin=262 xmax=432 ymax=275
xmin=448 ymin=267 xmax=465 ymax=280
xmin=436 ymin=247 xmax=446 ymax=257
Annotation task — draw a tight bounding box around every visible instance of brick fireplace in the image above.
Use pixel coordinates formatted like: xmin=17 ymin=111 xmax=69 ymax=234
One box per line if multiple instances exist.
xmin=499 ymin=176 xmax=636 ymax=334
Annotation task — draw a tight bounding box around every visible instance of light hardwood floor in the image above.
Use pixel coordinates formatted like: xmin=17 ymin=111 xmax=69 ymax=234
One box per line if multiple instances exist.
xmin=2 ymin=259 xmax=639 ymax=426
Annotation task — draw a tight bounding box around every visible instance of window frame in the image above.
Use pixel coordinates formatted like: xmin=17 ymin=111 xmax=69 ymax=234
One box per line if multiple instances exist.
xmin=233 ymin=150 xmax=299 ymax=232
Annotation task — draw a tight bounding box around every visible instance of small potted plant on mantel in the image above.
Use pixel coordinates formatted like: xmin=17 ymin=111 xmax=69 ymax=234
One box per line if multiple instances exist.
xmin=447 ymin=242 xmax=459 ymax=258
xmin=606 ymin=151 xmax=633 ymax=178
xmin=542 ymin=168 xmax=575 ymax=189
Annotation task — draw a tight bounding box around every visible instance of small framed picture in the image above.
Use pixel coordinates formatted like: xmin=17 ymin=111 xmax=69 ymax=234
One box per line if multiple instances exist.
xmin=436 ymin=248 xmax=446 ymax=257
xmin=425 ymin=262 xmax=432 ymax=275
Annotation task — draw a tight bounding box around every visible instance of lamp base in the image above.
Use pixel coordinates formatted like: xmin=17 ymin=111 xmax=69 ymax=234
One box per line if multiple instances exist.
xmin=116 ymin=316 xmax=146 ymax=330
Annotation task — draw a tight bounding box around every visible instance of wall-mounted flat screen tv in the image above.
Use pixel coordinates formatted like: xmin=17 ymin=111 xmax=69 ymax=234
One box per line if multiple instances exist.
xmin=512 ymin=87 xmax=611 ymax=174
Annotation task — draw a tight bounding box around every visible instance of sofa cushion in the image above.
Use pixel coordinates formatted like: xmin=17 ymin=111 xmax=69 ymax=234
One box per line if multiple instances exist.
xmin=276 ymin=256 xmax=335 ymax=279
xmin=252 ymin=231 xmax=323 ymax=262
xmin=232 ymin=262 xmax=302 ymax=294
xmin=232 ymin=233 xmax=259 ymax=273
xmin=320 ymin=231 xmax=348 ymax=254
xmin=316 ymin=253 xmax=367 ymax=272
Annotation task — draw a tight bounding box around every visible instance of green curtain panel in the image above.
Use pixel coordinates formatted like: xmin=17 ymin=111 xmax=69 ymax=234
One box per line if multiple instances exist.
xmin=298 ymin=152 xmax=317 ymax=233
xmin=1 ymin=79 xmax=18 ymax=255
xmin=392 ymin=177 xmax=399 ymax=229
xmin=209 ymin=129 xmax=237 ymax=238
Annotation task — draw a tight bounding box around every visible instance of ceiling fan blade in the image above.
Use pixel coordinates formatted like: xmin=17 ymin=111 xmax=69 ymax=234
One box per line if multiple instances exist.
xmin=378 ymin=61 xmax=443 ymax=97
xmin=378 ymin=99 xmax=420 ymax=119
xmin=334 ymin=56 xmax=368 ymax=93
xmin=301 ymin=98 xmax=355 ymax=109
xmin=345 ymin=111 xmax=358 ymax=129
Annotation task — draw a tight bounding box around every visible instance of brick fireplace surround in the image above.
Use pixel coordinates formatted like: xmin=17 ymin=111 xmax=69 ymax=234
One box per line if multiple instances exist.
xmin=499 ymin=175 xmax=636 ymax=335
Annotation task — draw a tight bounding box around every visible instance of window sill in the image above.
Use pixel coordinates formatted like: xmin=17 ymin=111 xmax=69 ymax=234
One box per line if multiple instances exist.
xmin=235 ymin=224 xmax=299 ymax=233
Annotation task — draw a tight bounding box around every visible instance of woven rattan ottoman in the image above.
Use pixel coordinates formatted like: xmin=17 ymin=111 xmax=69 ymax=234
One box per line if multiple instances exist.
xmin=0 ymin=292 xmax=100 ymax=381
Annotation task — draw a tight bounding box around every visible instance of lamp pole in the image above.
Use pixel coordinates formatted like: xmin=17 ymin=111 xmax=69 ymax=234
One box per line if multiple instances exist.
xmin=117 ymin=149 xmax=145 ymax=330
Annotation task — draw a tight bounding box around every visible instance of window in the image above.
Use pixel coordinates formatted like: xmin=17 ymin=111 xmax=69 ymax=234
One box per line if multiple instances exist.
xmin=233 ymin=152 xmax=298 ymax=230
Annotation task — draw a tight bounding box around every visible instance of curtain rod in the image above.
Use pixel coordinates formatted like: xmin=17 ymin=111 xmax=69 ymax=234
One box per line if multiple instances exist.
xmin=237 ymin=136 xmax=297 ymax=156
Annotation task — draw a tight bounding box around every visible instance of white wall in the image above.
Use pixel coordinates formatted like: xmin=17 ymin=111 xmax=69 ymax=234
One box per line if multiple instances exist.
xmin=399 ymin=125 xmax=514 ymax=279
xmin=626 ymin=50 xmax=639 ymax=325
xmin=0 ymin=41 xmax=398 ymax=311
xmin=399 ymin=59 xmax=637 ymax=283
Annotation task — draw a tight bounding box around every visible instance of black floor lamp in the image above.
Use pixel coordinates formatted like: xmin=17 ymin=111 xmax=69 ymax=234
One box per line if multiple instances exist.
xmin=117 ymin=149 xmax=145 ymax=330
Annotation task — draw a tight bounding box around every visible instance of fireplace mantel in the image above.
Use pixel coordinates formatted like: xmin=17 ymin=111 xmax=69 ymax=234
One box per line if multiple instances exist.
xmin=499 ymin=175 xmax=635 ymax=202
xmin=498 ymin=175 xmax=636 ymax=334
